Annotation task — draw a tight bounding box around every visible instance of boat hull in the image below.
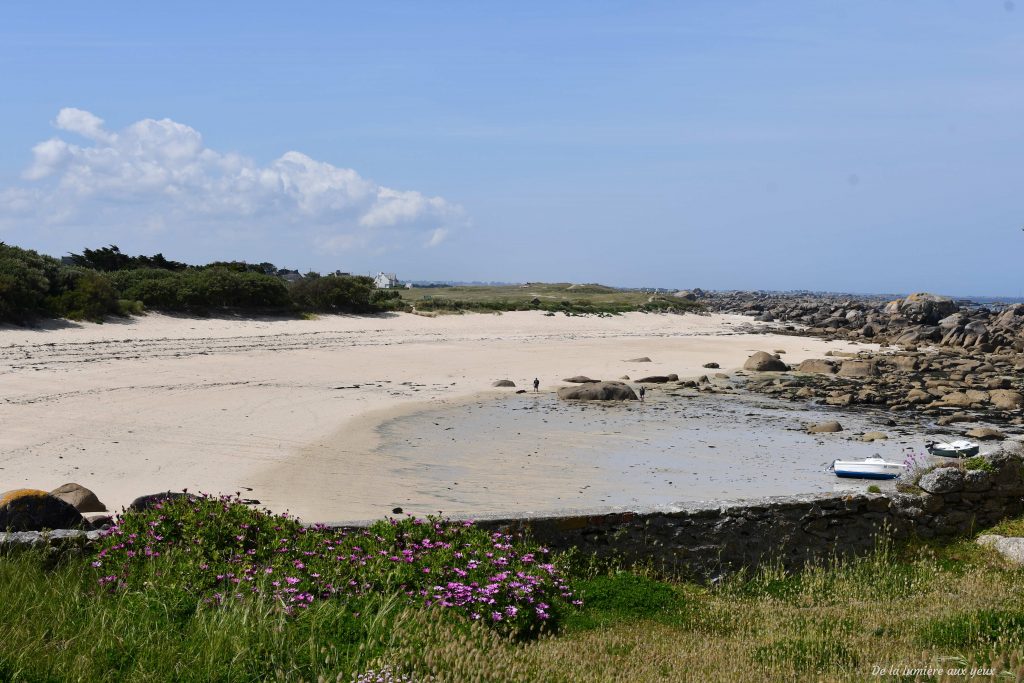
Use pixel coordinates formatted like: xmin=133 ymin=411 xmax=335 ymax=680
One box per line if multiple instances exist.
xmin=926 ymin=444 xmax=979 ymax=458
xmin=834 ymin=470 xmax=901 ymax=480
xmin=831 ymin=459 xmax=906 ymax=480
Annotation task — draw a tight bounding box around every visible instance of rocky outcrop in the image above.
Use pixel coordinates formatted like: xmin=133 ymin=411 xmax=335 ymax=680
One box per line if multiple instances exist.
xmin=796 ymin=359 xmax=837 ymax=374
xmin=556 ymin=381 xmax=638 ymax=401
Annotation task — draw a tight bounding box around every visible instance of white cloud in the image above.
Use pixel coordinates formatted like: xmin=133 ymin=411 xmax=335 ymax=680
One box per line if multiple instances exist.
xmin=2 ymin=108 xmax=464 ymax=263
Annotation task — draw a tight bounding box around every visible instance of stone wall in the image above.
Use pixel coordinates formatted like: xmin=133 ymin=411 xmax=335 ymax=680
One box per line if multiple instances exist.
xmin=6 ymin=453 xmax=1023 ymax=580
xmin=463 ymin=450 xmax=1024 ymax=579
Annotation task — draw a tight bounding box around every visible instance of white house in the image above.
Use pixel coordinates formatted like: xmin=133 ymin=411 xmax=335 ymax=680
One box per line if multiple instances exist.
xmin=374 ymin=272 xmax=400 ymax=289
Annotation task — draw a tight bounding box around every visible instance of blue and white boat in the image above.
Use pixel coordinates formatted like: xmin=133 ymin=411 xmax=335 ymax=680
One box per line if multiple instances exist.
xmin=828 ymin=455 xmax=906 ymax=480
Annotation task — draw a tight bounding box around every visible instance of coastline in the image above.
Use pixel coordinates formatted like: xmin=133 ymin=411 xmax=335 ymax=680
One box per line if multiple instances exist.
xmin=0 ymin=310 xmax=875 ymax=520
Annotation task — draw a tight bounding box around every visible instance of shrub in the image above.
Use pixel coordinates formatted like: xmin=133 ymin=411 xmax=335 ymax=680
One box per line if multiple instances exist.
xmin=92 ymin=495 xmax=579 ymax=637
xmin=963 ymin=456 xmax=995 ymax=473
xmin=48 ymin=269 xmax=120 ymax=321
xmin=867 ymin=484 xmax=882 ymax=494
xmin=288 ymin=274 xmax=377 ymax=313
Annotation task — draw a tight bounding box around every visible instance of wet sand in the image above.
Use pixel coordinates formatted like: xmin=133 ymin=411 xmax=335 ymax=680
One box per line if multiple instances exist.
xmin=314 ymin=392 xmax=921 ymax=521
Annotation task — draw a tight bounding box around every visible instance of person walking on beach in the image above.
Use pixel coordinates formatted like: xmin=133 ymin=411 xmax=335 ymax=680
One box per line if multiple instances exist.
xmin=533 ymin=377 xmax=540 ymax=392
xmin=639 ymin=385 xmax=646 ymax=402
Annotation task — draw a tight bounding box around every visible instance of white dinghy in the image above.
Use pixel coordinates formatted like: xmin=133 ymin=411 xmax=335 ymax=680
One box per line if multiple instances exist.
xmin=828 ymin=455 xmax=906 ymax=480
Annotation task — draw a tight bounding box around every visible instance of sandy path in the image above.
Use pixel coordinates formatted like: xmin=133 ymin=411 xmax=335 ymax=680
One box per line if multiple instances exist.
xmin=0 ymin=311 xmax=872 ymax=521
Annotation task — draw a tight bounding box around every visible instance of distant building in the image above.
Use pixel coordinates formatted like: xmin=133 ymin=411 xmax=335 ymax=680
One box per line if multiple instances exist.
xmin=374 ymin=272 xmax=400 ymax=289
xmin=278 ymin=270 xmax=303 ymax=283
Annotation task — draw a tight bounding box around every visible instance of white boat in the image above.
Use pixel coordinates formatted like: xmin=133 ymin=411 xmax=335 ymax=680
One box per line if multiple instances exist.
xmin=828 ymin=455 xmax=906 ymax=480
xmin=925 ymin=440 xmax=980 ymax=458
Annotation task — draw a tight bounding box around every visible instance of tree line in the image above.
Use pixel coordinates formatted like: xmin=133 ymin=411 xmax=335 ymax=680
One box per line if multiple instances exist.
xmin=0 ymin=243 xmax=404 ymax=324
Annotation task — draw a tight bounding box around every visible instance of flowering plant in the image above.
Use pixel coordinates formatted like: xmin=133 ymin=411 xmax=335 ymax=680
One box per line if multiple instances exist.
xmin=91 ymin=494 xmax=578 ymax=636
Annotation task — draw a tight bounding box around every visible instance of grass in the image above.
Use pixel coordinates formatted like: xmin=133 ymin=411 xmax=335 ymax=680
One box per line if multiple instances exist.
xmin=6 ymin=503 xmax=1024 ymax=681
xmin=398 ymin=283 xmax=704 ymax=315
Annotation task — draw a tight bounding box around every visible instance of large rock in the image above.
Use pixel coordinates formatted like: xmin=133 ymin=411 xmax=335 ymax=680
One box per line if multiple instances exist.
xmin=128 ymin=491 xmax=199 ymax=513
xmin=49 ymin=483 xmax=106 ymax=513
xmin=795 ymin=359 xmax=837 ymax=374
xmin=861 ymin=432 xmax=888 ymax=442
xmin=557 ymin=381 xmax=638 ymax=401
xmin=965 ymin=427 xmax=1006 ymax=441
xmin=0 ymin=489 xmax=84 ymax=531
xmin=918 ymin=467 xmax=965 ymax=494
xmin=978 ymin=534 xmax=1024 ymax=565
xmin=743 ymin=351 xmax=788 ymax=372
xmin=807 ymin=421 xmax=843 ymax=433
xmin=896 ymin=292 xmax=959 ymax=325
xmin=562 ymin=376 xmax=599 ymax=384
xmin=837 ymin=360 xmax=879 ymax=378
xmin=990 ymin=390 xmax=1024 ymax=411
xmin=492 ymin=380 xmax=516 ymax=387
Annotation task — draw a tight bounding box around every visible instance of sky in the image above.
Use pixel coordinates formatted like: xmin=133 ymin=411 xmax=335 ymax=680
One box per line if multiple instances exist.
xmin=0 ymin=1 xmax=1021 ymax=296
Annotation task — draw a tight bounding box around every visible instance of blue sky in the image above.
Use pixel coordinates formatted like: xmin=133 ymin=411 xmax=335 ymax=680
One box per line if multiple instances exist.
xmin=0 ymin=1 xmax=1021 ymax=295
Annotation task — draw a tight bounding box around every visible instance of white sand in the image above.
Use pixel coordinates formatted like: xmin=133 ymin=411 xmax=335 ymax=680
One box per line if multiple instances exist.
xmin=0 ymin=311 xmax=872 ymax=521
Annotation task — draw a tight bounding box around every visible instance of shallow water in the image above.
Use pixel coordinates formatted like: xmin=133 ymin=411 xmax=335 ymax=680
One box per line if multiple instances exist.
xmin=375 ymin=392 xmax=926 ymax=515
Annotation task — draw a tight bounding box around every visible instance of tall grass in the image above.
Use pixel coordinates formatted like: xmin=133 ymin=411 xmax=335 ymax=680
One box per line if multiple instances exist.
xmin=5 ymin=515 xmax=1024 ymax=681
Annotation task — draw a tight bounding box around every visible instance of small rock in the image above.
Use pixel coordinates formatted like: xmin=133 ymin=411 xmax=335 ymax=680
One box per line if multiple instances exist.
xmin=861 ymin=431 xmax=888 ymax=442
xmin=392 ymin=507 xmax=404 ymax=515
xmin=978 ymin=534 xmax=1024 ymax=565
xmin=808 ymin=421 xmax=844 ymax=433
xmin=626 ymin=357 xmax=652 ymax=363
xmin=128 ymin=491 xmax=198 ymax=513
xmin=703 ymin=362 xmax=720 ymax=369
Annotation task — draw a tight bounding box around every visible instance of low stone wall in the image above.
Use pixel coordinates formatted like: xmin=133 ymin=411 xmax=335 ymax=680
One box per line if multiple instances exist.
xmin=6 ymin=453 xmax=1023 ymax=580
xmin=463 ymin=451 xmax=1024 ymax=578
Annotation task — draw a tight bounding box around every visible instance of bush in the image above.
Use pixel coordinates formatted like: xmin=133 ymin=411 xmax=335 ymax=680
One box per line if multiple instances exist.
xmin=288 ymin=274 xmax=377 ymax=313
xmin=48 ymin=269 xmax=120 ymax=321
xmin=92 ymin=495 xmax=579 ymax=637
xmin=109 ymin=268 xmax=290 ymax=312
xmin=0 ymin=243 xmax=62 ymax=323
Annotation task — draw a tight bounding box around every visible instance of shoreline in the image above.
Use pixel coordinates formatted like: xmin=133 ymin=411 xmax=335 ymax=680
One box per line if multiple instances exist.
xmin=0 ymin=310 xmax=876 ymax=520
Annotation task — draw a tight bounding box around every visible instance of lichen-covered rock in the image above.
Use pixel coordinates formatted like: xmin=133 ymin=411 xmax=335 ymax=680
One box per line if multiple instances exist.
xmin=556 ymin=381 xmax=638 ymax=401
xmin=49 ymin=483 xmax=106 ymax=513
xmin=0 ymin=489 xmax=84 ymax=531
xmin=795 ymin=359 xmax=837 ymax=374
xmin=837 ymin=360 xmax=879 ymax=378
xmin=990 ymin=390 xmax=1024 ymax=411
xmin=918 ymin=467 xmax=965 ymax=494
xmin=965 ymin=427 xmax=1006 ymax=441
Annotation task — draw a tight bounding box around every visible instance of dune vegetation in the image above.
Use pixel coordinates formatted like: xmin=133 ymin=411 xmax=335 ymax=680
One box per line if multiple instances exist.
xmin=3 ymin=496 xmax=1024 ymax=682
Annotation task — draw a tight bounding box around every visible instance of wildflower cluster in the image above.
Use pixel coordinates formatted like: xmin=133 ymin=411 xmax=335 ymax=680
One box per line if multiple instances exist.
xmin=91 ymin=494 xmax=578 ymax=635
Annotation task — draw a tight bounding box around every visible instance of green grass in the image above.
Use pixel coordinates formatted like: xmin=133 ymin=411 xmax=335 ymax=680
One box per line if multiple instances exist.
xmin=399 ymin=283 xmax=704 ymax=315
xmin=7 ymin=511 xmax=1024 ymax=681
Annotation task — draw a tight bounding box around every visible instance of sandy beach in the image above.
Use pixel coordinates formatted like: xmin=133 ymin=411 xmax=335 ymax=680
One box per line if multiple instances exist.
xmin=0 ymin=311 xmax=875 ymax=522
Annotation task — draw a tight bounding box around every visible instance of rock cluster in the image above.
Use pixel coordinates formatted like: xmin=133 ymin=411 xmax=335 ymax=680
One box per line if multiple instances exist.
xmin=698 ymin=290 xmax=1024 ymax=353
xmin=743 ymin=347 xmax=1023 ymax=429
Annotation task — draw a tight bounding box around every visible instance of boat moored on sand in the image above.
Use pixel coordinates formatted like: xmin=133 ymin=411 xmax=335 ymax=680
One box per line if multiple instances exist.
xmin=828 ymin=455 xmax=906 ymax=480
xmin=925 ymin=440 xmax=980 ymax=458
